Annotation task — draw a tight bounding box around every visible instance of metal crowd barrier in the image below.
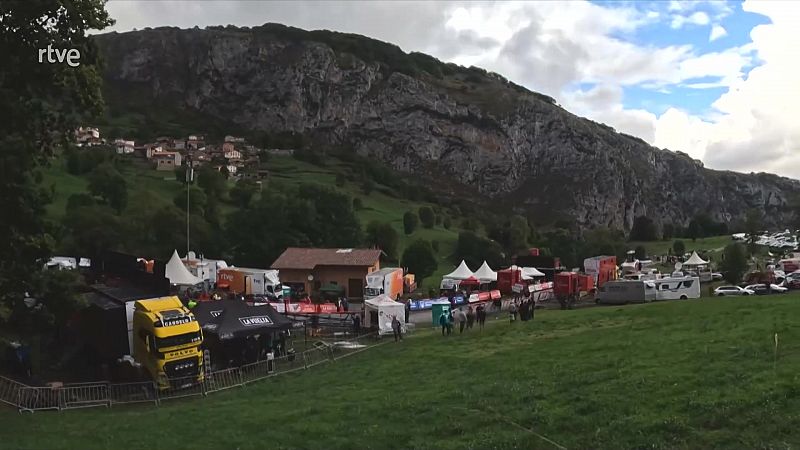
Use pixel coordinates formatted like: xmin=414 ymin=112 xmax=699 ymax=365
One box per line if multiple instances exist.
xmin=0 ymin=376 xmax=28 ymax=407
xmin=109 ymin=381 xmax=158 ymax=405
xmin=59 ymin=382 xmax=110 ymax=409
xmin=204 ymin=367 xmax=242 ymax=394
xmin=4 ymin=333 xmax=380 ymax=413
xmin=18 ymin=386 xmax=61 ymax=412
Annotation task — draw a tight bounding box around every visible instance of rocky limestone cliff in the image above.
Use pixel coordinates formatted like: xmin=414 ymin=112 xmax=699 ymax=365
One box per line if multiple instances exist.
xmin=94 ymin=24 xmax=800 ymax=232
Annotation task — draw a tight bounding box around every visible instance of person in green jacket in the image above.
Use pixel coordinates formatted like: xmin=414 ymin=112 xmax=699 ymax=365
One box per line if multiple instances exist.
xmin=439 ymin=311 xmax=449 ymax=336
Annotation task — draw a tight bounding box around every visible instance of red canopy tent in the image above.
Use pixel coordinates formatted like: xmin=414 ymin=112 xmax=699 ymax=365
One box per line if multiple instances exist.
xmin=460 ymin=276 xmax=480 ymax=286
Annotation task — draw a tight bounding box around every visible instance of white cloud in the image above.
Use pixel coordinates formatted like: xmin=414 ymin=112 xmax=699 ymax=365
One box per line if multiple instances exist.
xmin=709 ymin=24 xmax=727 ymax=41
xmin=650 ymin=0 xmax=800 ymax=178
xmin=671 ymin=11 xmax=710 ymax=28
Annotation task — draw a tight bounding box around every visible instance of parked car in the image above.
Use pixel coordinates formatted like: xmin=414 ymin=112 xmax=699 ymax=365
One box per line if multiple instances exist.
xmin=714 ymin=286 xmax=755 ymax=297
xmin=743 ymin=284 xmax=788 ymax=295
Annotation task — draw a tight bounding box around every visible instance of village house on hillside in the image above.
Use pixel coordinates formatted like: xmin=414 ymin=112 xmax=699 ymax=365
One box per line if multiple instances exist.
xmin=113 ymin=139 xmax=135 ymax=154
xmin=152 ymin=151 xmax=182 ymax=170
xmin=271 ymin=248 xmax=382 ymax=299
xmin=75 ymin=127 xmax=103 ymax=147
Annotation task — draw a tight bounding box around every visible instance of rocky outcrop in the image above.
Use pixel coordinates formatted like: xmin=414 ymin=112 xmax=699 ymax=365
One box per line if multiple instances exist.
xmin=94 ymin=24 xmax=800 ymax=232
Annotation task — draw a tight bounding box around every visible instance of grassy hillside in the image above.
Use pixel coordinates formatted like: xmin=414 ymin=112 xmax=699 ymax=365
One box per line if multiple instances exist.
xmin=42 ymin=153 xmax=464 ymax=289
xmin=5 ymin=296 xmax=800 ymax=448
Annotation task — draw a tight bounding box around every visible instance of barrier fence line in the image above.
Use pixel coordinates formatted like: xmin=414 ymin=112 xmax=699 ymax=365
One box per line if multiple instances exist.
xmin=3 ymin=333 xmax=381 ymax=413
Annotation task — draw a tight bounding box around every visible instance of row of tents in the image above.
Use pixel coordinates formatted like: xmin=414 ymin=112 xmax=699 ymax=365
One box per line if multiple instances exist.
xmin=443 ymin=260 xmax=545 ymax=285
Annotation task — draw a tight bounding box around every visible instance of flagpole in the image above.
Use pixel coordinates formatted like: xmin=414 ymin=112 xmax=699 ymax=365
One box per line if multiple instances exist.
xmin=186 ymin=158 xmax=192 ymax=258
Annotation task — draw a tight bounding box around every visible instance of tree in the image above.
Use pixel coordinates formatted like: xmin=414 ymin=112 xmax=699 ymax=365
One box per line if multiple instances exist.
xmin=401 ymin=240 xmax=438 ymax=283
xmin=365 ymin=221 xmax=399 ymax=262
xmin=361 ymin=178 xmax=375 ymax=195
xmin=0 ymin=0 xmax=112 ymax=326
xmin=662 ymin=223 xmax=674 ymax=241
xmin=745 ymin=209 xmax=762 ymax=254
xmin=443 ymin=217 xmax=452 ymax=230
xmin=295 ymin=184 xmax=362 ymax=247
xmin=419 ymin=206 xmax=435 ymax=228
xmin=720 ymin=243 xmax=748 ymax=284
xmin=353 ymin=197 xmax=363 ymax=210
xmin=455 ymin=231 xmax=505 ymax=269
xmin=673 ymin=240 xmax=686 ymax=257
xmin=230 ymin=178 xmax=260 ymax=208
xmin=634 ymin=245 xmax=647 ymax=260
xmin=335 ymin=173 xmax=346 ymax=188
xmin=403 ymin=211 xmax=419 ymax=235
xmin=88 ymin=163 xmax=128 ymax=212
xmin=687 ymin=219 xmax=701 ymax=242
xmin=197 ymin=165 xmax=228 ymax=200
xmin=65 ymin=193 xmax=95 ymax=213
xmin=62 ymin=204 xmax=124 ymax=257
xmin=173 ymin=186 xmax=207 ymax=214
xmin=629 ymin=216 xmax=658 ymax=241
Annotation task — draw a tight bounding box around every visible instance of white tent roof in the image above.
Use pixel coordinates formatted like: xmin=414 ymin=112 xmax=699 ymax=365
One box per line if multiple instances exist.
xmin=684 ymin=251 xmax=709 ymax=266
xmin=364 ymin=294 xmax=404 ymax=308
xmin=473 ymin=261 xmax=497 ymax=282
xmin=166 ymin=250 xmax=202 ymax=285
xmin=444 ymin=260 xmax=475 ymax=280
xmin=520 ymin=267 xmax=545 ymax=280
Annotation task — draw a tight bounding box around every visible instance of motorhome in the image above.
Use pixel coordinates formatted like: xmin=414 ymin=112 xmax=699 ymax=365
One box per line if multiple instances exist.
xmin=653 ymin=276 xmax=700 ymax=300
xmin=596 ymin=280 xmax=657 ymax=304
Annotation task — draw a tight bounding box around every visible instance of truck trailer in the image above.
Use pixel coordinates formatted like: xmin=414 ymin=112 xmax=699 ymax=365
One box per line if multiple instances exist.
xmin=583 ymin=255 xmax=618 ymax=289
xmin=365 ymin=268 xmax=404 ymax=301
xmin=217 ymin=267 xmax=282 ymax=297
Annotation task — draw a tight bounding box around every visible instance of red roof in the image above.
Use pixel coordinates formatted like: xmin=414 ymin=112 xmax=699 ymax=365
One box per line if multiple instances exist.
xmin=271 ymin=248 xmax=382 ymax=270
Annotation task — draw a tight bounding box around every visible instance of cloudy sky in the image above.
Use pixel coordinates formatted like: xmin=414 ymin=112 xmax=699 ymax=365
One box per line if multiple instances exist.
xmin=106 ymin=0 xmax=800 ymax=178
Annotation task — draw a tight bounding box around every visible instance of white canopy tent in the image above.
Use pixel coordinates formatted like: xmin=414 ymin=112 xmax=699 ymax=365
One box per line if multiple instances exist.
xmin=683 ymin=251 xmax=709 ymax=266
xmin=165 ymin=250 xmax=202 ymax=285
xmin=473 ymin=261 xmax=497 ymax=282
xmin=520 ymin=267 xmax=545 ymax=280
xmin=364 ymin=295 xmax=406 ymax=335
xmin=444 ymin=260 xmax=475 ymax=280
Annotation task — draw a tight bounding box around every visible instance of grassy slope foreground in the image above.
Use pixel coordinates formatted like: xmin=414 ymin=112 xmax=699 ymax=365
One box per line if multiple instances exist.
xmin=4 ymin=297 xmax=800 ymax=449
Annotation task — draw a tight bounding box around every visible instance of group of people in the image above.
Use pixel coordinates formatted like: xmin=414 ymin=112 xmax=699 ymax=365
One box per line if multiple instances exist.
xmin=508 ymin=297 xmax=536 ymax=323
xmin=438 ymin=304 xmax=488 ymax=336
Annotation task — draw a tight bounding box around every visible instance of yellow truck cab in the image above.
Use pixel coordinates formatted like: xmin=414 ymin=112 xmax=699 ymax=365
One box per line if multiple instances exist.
xmin=132 ymin=296 xmax=204 ymax=389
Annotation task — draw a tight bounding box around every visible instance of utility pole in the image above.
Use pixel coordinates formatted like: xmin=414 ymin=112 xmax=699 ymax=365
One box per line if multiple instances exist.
xmin=186 ymin=157 xmax=193 ymax=258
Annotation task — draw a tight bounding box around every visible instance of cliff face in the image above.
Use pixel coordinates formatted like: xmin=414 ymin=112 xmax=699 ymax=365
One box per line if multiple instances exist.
xmin=94 ymin=24 xmax=800 ymax=232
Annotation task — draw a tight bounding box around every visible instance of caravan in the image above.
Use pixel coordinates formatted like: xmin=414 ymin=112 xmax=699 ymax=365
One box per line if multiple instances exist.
xmin=653 ymin=276 xmax=700 ymax=300
xmin=596 ymin=280 xmax=657 ymax=304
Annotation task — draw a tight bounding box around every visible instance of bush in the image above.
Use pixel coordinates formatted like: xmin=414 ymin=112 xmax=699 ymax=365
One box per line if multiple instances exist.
xmin=431 ymin=240 xmax=440 ymax=252
xmin=419 ymin=206 xmax=435 ymax=228
xmin=403 ymin=211 xmax=419 ymax=235
xmin=673 ymin=240 xmax=685 ymax=257
xmin=635 ymin=245 xmax=647 ymax=260
xmin=443 ymin=217 xmax=452 ymax=230
xmin=353 ymin=197 xmax=363 ymax=210
xmin=335 ymin=173 xmax=346 ymax=188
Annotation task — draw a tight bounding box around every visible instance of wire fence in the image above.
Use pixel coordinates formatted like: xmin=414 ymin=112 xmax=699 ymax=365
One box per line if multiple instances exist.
xmin=2 ymin=333 xmax=381 ymax=413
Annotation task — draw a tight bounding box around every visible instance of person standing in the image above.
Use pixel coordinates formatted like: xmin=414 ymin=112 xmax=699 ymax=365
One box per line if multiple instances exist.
xmin=404 ymin=299 xmax=411 ymax=324
xmin=455 ymin=308 xmax=467 ymax=334
xmin=352 ymin=313 xmax=361 ymax=336
xmin=509 ymin=301 xmax=518 ymax=323
xmin=476 ymin=305 xmax=486 ymax=331
xmin=447 ymin=310 xmax=454 ymax=335
xmin=391 ymin=315 xmax=403 ymax=342
xmin=466 ymin=306 xmax=475 ymax=329
xmin=439 ymin=311 xmax=449 ymax=336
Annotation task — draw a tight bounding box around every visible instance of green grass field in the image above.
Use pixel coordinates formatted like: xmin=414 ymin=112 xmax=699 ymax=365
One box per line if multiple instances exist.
xmin=5 ymin=296 xmax=800 ymax=449
xmin=630 ymin=235 xmax=734 ymax=258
